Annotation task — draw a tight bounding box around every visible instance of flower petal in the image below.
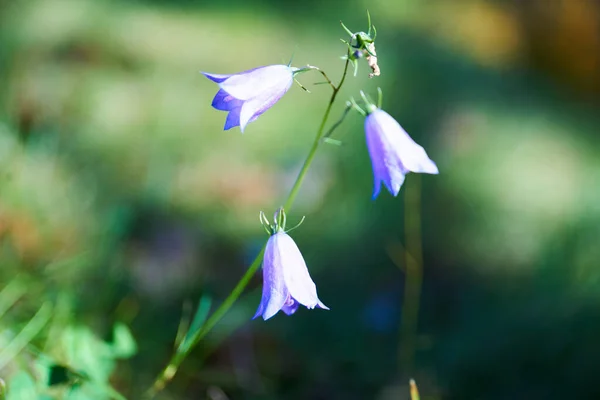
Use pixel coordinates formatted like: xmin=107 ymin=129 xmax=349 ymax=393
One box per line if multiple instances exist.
xmin=365 ymin=114 xmax=407 ymax=198
xmin=316 ymin=300 xmax=329 ymax=310
xmin=224 ymin=107 xmax=259 ymax=132
xmin=273 ymin=232 xmax=327 ymax=309
xmin=219 ymin=65 xmax=293 ymax=101
xmin=253 ymin=234 xmax=289 ymax=320
xmin=370 ymin=110 xmax=438 ymax=175
xmin=224 ymin=107 xmax=241 ymax=130
xmin=211 ymin=89 xmax=243 ymax=111
xmin=365 ymin=109 xmax=438 ymax=198
xmin=238 ymin=79 xmax=292 ymax=132
xmin=201 ymin=72 xmax=231 ymax=83
xmin=281 ymin=297 xmax=300 ymax=315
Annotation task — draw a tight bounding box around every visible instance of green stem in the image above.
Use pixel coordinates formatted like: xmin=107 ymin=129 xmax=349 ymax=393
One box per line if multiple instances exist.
xmin=146 ymin=55 xmax=351 ymax=399
xmin=285 ymin=58 xmax=350 ymax=210
xmin=399 ymin=175 xmax=423 ymax=379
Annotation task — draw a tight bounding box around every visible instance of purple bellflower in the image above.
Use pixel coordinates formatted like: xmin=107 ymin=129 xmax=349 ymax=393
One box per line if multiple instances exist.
xmin=202 ymin=65 xmax=296 ymax=133
xmin=254 ymin=209 xmax=328 ymax=320
xmin=360 ymin=97 xmax=438 ymax=198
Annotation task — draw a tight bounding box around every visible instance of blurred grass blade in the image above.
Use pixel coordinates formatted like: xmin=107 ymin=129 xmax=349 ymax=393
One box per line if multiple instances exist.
xmin=0 ymin=279 xmax=27 ymax=320
xmin=0 ymin=302 xmax=52 ymax=370
xmin=179 ymin=295 xmax=212 ymax=353
xmin=174 ymin=300 xmax=193 ymax=349
xmin=410 ymin=379 xmax=420 ymax=400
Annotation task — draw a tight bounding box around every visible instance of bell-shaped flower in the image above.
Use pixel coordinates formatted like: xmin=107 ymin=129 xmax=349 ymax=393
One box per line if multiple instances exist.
xmin=202 ymin=65 xmax=295 ymax=133
xmin=365 ymin=108 xmax=438 ymax=198
xmin=254 ymin=209 xmax=328 ymax=320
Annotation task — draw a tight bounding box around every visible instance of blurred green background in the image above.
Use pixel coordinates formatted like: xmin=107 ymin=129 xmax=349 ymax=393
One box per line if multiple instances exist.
xmin=1 ymin=0 xmax=600 ymax=398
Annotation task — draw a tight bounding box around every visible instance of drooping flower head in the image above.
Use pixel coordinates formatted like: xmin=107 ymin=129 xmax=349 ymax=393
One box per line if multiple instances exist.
xmin=254 ymin=208 xmax=328 ymax=320
xmin=352 ymin=90 xmax=438 ymax=198
xmin=202 ymin=65 xmax=296 ymax=133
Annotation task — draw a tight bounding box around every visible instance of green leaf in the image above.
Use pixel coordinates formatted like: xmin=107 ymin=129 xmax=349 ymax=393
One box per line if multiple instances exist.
xmin=110 ymin=323 xmax=137 ymax=359
xmin=65 ymin=386 xmax=95 ymax=400
xmin=6 ymin=372 xmax=37 ymax=400
xmin=57 ymin=326 xmax=129 ymax=400
xmin=62 ymin=326 xmax=113 ymax=383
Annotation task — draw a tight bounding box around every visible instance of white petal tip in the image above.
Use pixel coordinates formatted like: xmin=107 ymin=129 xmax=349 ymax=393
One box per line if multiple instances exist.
xmin=304 ymin=301 xmax=327 ymax=310
xmin=415 ymin=160 xmax=439 ymax=175
xmin=261 ymin=313 xmax=274 ymax=321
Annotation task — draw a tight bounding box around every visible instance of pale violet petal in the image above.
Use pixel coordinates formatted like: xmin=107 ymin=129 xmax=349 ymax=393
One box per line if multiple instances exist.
xmin=223 ymin=105 xmax=259 ymax=131
xmin=238 ymin=78 xmax=292 ymax=132
xmin=254 ymin=234 xmax=288 ymax=320
xmin=371 ymin=110 xmax=438 ymax=175
xmin=316 ymin=300 xmax=329 ymax=310
xmin=212 ymin=89 xmax=243 ymax=111
xmin=365 ymin=112 xmax=407 ymax=198
xmin=273 ymin=232 xmax=324 ymax=308
xmin=224 ymin=107 xmax=241 ymax=130
xmin=281 ymin=298 xmax=300 ymax=315
xmin=219 ymin=65 xmax=293 ymax=101
xmin=252 ymin=290 xmax=266 ymax=320
xmin=202 ymin=72 xmax=231 ymax=83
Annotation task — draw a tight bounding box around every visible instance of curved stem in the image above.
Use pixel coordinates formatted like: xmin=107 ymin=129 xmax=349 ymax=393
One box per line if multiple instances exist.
xmin=146 ymin=54 xmax=351 ymax=399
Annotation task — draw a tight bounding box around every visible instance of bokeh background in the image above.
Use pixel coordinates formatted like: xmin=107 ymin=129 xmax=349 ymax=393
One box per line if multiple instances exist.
xmin=1 ymin=0 xmax=600 ymax=398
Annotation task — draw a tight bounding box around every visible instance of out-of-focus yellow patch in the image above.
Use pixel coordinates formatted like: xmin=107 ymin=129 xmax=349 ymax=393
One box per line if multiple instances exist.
xmin=367 ymin=0 xmax=522 ymax=68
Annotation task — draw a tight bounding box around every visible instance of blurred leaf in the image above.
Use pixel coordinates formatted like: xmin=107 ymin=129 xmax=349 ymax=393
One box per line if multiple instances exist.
xmin=62 ymin=326 xmax=113 ymax=382
xmin=65 ymin=386 xmax=95 ymax=400
xmin=59 ymin=326 xmax=128 ymax=400
xmin=6 ymin=372 xmax=36 ymax=400
xmin=110 ymin=322 xmax=137 ymax=359
xmin=0 ymin=302 xmax=52 ymax=370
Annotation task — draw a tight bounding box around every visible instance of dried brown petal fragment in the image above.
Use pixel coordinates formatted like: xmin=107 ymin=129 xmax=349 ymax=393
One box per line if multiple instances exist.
xmin=366 ymin=42 xmax=380 ymax=78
